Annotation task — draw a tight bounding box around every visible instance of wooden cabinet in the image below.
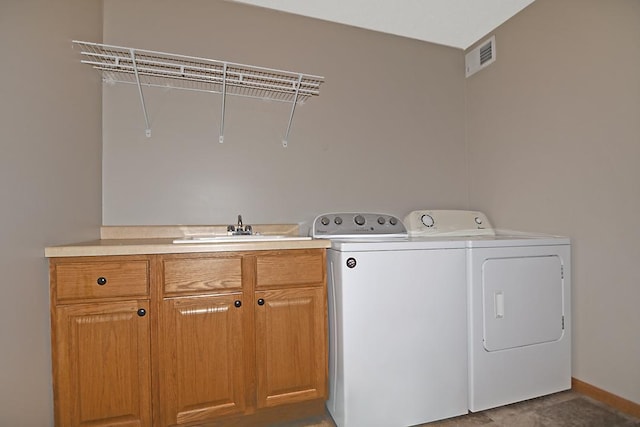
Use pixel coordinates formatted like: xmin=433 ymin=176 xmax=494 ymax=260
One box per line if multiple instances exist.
xmin=255 ymin=287 xmax=327 ymax=408
xmin=49 ymin=249 xmax=327 ymax=427
xmin=156 ymin=249 xmax=327 ymax=426
xmin=254 ymin=250 xmax=327 ymax=409
xmin=50 ymin=256 xmax=152 ymax=427
xmin=159 ymin=294 xmax=247 ymax=425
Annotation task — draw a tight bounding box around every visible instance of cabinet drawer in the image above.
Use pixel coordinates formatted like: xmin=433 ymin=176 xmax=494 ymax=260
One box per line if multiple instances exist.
xmin=257 ymin=250 xmax=325 ymax=288
xmin=55 ymin=260 xmax=149 ymax=302
xmin=163 ymin=256 xmax=242 ymax=296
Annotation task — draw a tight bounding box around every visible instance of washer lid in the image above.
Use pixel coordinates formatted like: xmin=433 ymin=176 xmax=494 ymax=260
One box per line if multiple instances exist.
xmin=328 ymin=237 xmax=466 ymax=251
xmin=404 ymin=210 xmax=495 ymax=237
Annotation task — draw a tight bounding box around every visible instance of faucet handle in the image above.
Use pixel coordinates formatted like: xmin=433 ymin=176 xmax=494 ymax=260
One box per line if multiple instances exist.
xmin=227 ymin=225 xmax=235 ymax=232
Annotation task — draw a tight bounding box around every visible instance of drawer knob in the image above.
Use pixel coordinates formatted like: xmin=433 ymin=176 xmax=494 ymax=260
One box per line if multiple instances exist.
xmin=96 ymin=277 xmax=107 ymax=286
xmin=137 ymin=308 xmax=146 ymax=317
xmin=234 ymin=300 xmax=242 ymax=308
xmin=257 ymin=298 xmax=265 ymax=306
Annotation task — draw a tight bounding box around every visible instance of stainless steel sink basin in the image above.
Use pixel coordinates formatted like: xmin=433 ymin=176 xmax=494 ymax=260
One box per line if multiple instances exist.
xmin=173 ymin=235 xmax=312 ymax=244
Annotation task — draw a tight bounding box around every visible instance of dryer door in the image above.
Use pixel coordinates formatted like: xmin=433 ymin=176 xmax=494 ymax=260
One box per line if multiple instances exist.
xmin=482 ymin=255 xmax=564 ymax=351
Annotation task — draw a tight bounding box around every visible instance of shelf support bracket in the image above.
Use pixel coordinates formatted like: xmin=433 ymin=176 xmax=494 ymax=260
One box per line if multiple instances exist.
xmin=282 ymin=74 xmax=304 ymax=148
xmin=219 ymin=63 xmax=228 ymax=143
xmin=129 ymin=48 xmax=151 ymax=137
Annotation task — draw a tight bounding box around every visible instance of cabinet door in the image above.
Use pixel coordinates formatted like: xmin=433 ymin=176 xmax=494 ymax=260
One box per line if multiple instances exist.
xmin=159 ymin=294 xmax=247 ymax=426
xmin=54 ymin=300 xmax=151 ymax=427
xmin=255 ymin=287 xmax=327 ymax=408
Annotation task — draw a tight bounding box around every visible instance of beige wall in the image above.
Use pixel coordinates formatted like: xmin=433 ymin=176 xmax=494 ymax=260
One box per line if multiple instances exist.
xmin=466 ymin=0 xmax=640 ymax=404
xmin=0 ymin=0 xmax=103 ymax=425
xmin=101 ymin=0 xmax=468 ymax=229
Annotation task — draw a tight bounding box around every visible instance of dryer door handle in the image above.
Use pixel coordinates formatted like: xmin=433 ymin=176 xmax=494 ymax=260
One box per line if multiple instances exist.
xmin=494 ymin=291 xmax=505 ymax=319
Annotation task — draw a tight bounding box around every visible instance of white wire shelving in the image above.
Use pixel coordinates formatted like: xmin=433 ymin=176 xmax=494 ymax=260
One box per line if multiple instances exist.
xmin=73 ymin=40 xmax=324 ymax=147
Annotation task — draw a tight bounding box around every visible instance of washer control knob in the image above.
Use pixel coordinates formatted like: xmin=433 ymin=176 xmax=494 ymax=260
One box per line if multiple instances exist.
xmin=421 ymin=214 xmax=435 ymax=228
xmin=354 ymin=215 xmax=366 ymax=226
xmin=334 ymin=216 xmax=343 ymax=225
xmin=320 ymin=216 xmax=330 ymax=226
xmin=474 ymin=216 xmax=483 ymax=225
xmin=389 ymin=217 xmax=398 ymax=226
xmin=377 ymin=216 xmax=386 ymax=225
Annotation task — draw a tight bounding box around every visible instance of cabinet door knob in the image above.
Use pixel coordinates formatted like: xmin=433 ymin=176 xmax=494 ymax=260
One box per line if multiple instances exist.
xmin=234 ymin=300 xmax=242 ymax=308
xmin=257 ymin=298 xmax=265 ymax=306
xmin=137 ymin=308 xmax=146 ymax=317
xmin=96 ymin=277 xmax=107 ymax=286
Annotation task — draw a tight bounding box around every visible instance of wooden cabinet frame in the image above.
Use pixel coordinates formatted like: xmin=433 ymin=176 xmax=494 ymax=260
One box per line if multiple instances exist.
xmin=50 ymin=249 xmax=327 ymax=427
xmin=153 ymin=250 xmax=327 ymax=426
xmin=50 ymin=255 xmax=152 ymax=427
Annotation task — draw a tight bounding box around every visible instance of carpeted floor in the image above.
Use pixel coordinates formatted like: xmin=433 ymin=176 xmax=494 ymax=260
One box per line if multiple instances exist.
xmin=425 ymin=391 xmax=640 ymax=427
xmin=279 ymin=391 xmax=640 ymax=427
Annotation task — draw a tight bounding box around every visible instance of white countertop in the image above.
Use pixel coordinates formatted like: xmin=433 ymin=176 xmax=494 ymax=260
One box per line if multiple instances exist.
xmin=45 ymin=224 xmax=331 ymax=257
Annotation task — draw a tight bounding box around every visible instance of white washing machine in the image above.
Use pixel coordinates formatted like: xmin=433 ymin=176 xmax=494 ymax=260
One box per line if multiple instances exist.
xmin=404 ymin=210 xmax=572 ymax=413
xmin=311 ymin=213 xmax=468 ymax=427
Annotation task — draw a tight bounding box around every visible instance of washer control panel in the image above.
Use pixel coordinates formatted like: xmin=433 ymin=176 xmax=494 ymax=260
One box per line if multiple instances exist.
xmin=311 ymin=213 xmax=407 ymax=238
xmin=404 ymin=210 xmax=495 ymax=237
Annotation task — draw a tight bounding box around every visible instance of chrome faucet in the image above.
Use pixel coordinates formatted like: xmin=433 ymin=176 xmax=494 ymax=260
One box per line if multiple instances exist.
xmin=227 ymin=214 xmax=252 ymax=235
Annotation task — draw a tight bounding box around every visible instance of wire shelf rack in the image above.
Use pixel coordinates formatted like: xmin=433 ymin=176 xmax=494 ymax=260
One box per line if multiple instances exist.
xmin=73 ymin=40 xmax=324 ymax=146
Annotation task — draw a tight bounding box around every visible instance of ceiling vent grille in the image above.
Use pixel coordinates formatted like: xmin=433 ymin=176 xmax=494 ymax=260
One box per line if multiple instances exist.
xmin=465 ymin=35 xmax=496 ymax=78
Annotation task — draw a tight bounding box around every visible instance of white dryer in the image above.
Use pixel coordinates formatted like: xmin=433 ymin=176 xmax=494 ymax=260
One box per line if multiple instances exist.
xmin=404 ymin=210 xmax=572 ymax=413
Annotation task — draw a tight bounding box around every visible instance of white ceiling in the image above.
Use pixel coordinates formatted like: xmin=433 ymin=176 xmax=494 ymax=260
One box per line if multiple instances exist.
xmin=227 ymin=0 xmax=535 ymax=50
